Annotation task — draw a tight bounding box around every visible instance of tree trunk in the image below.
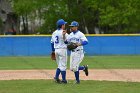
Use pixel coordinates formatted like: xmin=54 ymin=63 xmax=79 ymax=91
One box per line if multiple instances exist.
xmin=82 ymin=17 xmax=89 ymax=34
xmin=25 ymin=13 xmax=28 ymax=34
xmin=22 ymin=15 xmax=26 ymax=34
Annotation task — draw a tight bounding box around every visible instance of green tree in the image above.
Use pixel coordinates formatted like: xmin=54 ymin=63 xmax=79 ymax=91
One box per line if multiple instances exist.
xmin=0 ymin=18 xmax=2 ymax=34
xmin=13 ymin=0 xmax=37 ymax=34
xmin=12 ymin=0 xmax=140 ymax=34
xmin=38 ymin=0 xmax=68 ymax=34
xmin=13 ymin=0 xmax=68 ymax=34
xmin=0 ymin=18 xmax=2 ymax=27
xmin=84 ymin=0 xmax=140 ymax=33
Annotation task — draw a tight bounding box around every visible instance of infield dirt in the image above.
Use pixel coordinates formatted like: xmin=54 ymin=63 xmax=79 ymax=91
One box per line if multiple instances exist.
xmin=0 ymin=69 xmax=139 ymax=82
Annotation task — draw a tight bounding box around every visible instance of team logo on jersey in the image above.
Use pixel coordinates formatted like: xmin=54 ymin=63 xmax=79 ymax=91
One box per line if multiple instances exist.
xmin=70 ymin=37 xmax=79 ymax=42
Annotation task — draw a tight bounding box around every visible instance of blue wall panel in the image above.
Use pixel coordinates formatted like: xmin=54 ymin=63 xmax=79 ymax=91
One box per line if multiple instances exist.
xmin=0 ymin=37 xmax=14 ymax=56
xmin=85 ymin=36 xmax=140 ymax=55
xmin=0 ymin=36 xmax=51 ymax=56
xmin=12 ymin=37 xmax=29 ymax=56
xmin=0 ymin=35 xmax=140 ymax=56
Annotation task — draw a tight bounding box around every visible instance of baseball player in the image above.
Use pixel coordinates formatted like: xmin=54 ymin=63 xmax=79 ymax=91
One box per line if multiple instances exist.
xmin=64 ymin=21 xmax=88 ymax=84
xmin=51 ymin=19 xmax=68 ymax=84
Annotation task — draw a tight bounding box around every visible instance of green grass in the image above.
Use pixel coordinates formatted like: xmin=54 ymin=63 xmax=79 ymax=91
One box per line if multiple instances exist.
xmin=0 ymin=80 xmax=139 ymax=93
xmin=0 ymin=56 xmax=140 ymax=93
xmin=0 ymin=55 xmax=140 ymax=70
xmin=0 ymin=56 xmax=57 ymax=70
xmin=82 ymin=55 xmax=140 ymax=69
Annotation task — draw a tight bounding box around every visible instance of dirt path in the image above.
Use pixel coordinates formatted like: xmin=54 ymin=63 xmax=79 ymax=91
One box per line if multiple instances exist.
xmin=0 ymin=69 xmax=140 ymax=82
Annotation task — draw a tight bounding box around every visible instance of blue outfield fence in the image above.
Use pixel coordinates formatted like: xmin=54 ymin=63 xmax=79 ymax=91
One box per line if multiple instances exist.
xmin=0 ymin=34 xmax=140 ymax=56
xmin=85 ymin=35 xmax=140 ymax=55
xmin=0 ymin=35 xmax=51 ymax=56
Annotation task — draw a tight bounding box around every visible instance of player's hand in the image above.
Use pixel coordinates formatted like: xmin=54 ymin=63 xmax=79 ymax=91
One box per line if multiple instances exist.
xmin=70 ymin=28 xmax=72 ymax=32
xmin=63 ymin=30 xmax=67 ymax=35
xmin=76 ymin=43 xmax=82 ymax=46
xmin=63 ymin=30 xmax=67 ymax=40
xmin=51 ymin=51 xmax=56 ymax=60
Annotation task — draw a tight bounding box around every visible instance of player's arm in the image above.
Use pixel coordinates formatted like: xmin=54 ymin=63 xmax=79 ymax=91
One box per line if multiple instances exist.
xmin=51 ymin=42 xmax=56 ymax=60
xmin=76 ymin=41 xmax=88 ymax=46
xmin=81 ymin=41 xmax=88 ymax=45
xmin=51 ymin=42 xmax=55 ymax=52
xmin=63 ymin=33 xmax=69 ymax=44
xmin=77 ymin=33 xmax=88 ymax=46
xmin=51 ymin=34 xmax=55 ymax=52
xmin=50 ymin=36 xmax=56 ymax=60
xmin=62 ymin=30 xmax=67 ymax=40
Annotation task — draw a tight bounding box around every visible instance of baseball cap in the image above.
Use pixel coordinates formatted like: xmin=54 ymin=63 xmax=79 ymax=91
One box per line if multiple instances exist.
xmin=57 ymin=19 xmax=67 ymax=26
xmin=69 ymin=21 xmax=79 ymax=27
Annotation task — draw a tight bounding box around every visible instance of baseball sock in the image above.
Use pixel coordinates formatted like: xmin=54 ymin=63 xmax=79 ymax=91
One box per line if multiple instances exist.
xmin=55 ymin=68 xmax=60 ymax=79
xmin=74 ymin=71 xmax=80 ymax=82
xmin=61 ymin=71 xmax=66 ymax=81
xmin=78 ymin=66 xmax=84 ymax=70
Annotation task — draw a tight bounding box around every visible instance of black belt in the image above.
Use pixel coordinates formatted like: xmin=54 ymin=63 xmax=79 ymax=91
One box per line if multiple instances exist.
xmin=72 ymin=49 xmax=83 ymax=52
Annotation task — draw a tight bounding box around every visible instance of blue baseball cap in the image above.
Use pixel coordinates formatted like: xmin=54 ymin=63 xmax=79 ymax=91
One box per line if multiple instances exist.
xmin=69 ymin=21 xmax=79 ymax=27
xmin=57 ymin=19 xmax=67 ymax=26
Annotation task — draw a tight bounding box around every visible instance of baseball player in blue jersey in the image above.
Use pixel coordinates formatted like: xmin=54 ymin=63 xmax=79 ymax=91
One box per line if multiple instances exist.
xmin=64 ymin=21 xmax=89 ymax=84
xmin=51 ymin=19 xmax=68 ymax=84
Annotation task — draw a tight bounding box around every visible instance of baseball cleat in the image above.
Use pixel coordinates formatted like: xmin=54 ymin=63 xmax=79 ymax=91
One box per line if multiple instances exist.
xmin=74 ymin=81 xmax=80 ymax=84
xmin=83 ymin=65 xmax=88 ymax=76
xmin=61 ymin=80 xmax=68 ymax=84
xmin=54 ymin=77 xmax=61 ymax=83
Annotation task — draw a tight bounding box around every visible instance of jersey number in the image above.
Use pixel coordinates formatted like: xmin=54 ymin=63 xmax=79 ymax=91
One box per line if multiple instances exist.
xmin=55 ymin=36 xmax=59 ymax=44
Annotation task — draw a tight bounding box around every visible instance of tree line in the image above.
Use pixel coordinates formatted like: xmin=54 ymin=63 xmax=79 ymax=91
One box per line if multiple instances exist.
xmin=12 ymin=0 xmax=140 ymax=34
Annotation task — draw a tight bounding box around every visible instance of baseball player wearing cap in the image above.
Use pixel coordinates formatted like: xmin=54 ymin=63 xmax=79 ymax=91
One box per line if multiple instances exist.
xmin=64 ymin=21 xmax=89 ymax=84
xmin=51 ymin=19 xmax=68 ymax=84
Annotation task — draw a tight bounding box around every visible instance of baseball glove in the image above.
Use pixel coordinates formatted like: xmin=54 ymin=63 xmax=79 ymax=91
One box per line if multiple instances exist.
xmin=67 ymin=42 xmax=78 ymax=51
xmin=51 ymin=52 xmax=56 ymax=60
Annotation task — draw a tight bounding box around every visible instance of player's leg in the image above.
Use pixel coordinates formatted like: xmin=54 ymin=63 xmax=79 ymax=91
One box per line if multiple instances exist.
xmin=70 ymin=50 xmax=88 ymax=84
xmin=54 ymin=68 xmax=61 ymax=83
xmin=77 ymin=50 xmax=84 ymax=70
xmin=70 ymin=52 xmax=80 ymax=84
xmin=78 ymin=50 xmax=88 ymax=76
xmin=83 ymin=65 xmax=88 ymax=76
xmin=59 ymin=49 xmax=67 ymax=83
xmin=74 ymin=70 xmax=80 ymax=84
xmin=54 ymin=50 xmax=61 ymax=83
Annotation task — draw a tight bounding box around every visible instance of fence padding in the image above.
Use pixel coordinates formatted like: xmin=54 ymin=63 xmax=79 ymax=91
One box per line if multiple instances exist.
xmin=0 ymin=35 xmax=140 ymax=56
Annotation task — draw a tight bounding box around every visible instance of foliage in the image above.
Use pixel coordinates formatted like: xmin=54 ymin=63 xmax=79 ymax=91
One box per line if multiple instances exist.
xmin=13 ymin=0 xmax=68 ymax=34
xmin=0 ymin=18 xmax=2 ymax=27
xmin=41 ymin=0 xmax=68 ymax=33
xmin=12 ymin=0 xmax=140 ymax=34
xmin=84 ymin=0 xmax=140 ymax=33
